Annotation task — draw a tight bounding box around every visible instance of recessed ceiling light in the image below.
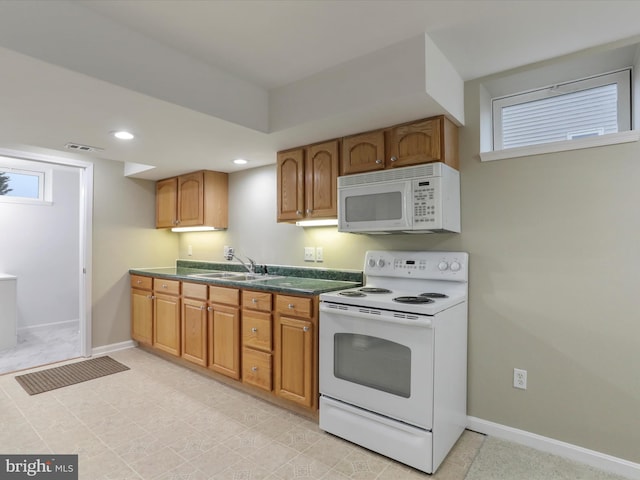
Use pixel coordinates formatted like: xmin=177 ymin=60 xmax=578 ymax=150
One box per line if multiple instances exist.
xmin=112 ymin=130 xmax=135 ymax=140
xmin=233 ymin=158 xmax=248 ymax=165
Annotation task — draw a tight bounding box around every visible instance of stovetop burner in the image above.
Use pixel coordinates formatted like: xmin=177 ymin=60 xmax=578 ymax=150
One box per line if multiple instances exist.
xmin=393 ymin=296 xmax=435 ymax=304
xmin=339 ymin=291 xmax=366 ymax=297
xmin=420 ymin=293 xmax=449 ymax=299
xmin=359 ymin=287 xmax=392 ymax=294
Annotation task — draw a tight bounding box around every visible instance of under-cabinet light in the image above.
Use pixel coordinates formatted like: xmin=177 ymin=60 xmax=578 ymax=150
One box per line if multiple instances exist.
xmin=295 ymin=219 xmax=339 ymax=227
xmin=171 ymin=226 xmax=225 ymax=233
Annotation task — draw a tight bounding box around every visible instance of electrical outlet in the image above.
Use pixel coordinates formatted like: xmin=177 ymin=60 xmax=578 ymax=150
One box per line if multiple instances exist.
xmin=223 ymin=246 xmax=233 ymax=259
xmin=316 ymin=247 xmax=324 ymax=262
xmin=513 ymin=368 xmax=527 ymax=390
xmin=187 ymin=245 xmax=193 ymax=256
xmin=304 ymin=246 xmax=315 ymax=262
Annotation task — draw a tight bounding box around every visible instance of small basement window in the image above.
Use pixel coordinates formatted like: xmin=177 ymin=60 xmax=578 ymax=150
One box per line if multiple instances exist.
xmin=0 ymin=156 xmax=52 ymax=205
xmin=493 ymin=69 xmax=631 ymax=151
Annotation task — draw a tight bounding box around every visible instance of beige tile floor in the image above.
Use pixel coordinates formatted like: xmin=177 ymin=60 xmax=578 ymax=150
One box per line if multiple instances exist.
xmin=0 ymin=348 xmax=484 ymax=480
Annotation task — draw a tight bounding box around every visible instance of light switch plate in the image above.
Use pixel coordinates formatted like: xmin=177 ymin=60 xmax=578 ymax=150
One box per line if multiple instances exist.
xmin=316 ymin=247 xmax=324 ymax=262
xmin=304 ymin=247 xmax=315 ymax=262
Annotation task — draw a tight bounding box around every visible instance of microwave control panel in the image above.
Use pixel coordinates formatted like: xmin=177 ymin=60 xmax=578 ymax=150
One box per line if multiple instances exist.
xmin=412 ymin=178 xmax=440 ymax=225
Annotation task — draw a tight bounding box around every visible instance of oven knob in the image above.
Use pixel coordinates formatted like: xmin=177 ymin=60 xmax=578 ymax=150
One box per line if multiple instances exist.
xmin=450 ymin=261 xmax=461 ymax=272
xmin=368 ymin=258 xmax=377 ymax=268
xmin=377 ymin=259 xmax=386 ymax=268
xmin=438 ymin=261 xmax=449 ymax=271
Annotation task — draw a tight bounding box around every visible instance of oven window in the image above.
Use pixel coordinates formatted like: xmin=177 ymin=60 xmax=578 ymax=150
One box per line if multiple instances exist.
xmin=334 ymin=333 xmax=411 ymax=398
xmin=345 ymin=192 xmax=402 ymax=222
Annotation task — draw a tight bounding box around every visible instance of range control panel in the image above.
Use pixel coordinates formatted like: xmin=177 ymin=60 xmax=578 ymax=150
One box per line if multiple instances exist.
xmin=364 ymin=250 xmax=468 ymax=281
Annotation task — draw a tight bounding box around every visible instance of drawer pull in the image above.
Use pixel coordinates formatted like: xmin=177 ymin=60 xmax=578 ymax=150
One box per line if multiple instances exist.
xmin=251 ymin=327 xmax=258 ymax=333
xmin=288 ymin=304 xmax=295 ymax=309
xmin=303 ymin=326 xmax=310 ymax=332
xmin=136 ymin=280 xmax=142 ymax=284
xmin=252 ymin=298 xmax=258 ymax=304
xmin=162 ymin=284 xmax=168 ymax=289
xmin=251 ymin=366 xmax=258 ymax=372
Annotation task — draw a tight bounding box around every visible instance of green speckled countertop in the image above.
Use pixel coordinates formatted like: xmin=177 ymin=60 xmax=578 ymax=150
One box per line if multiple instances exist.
xmin=129 ymin=260 xmax=363 ymax=295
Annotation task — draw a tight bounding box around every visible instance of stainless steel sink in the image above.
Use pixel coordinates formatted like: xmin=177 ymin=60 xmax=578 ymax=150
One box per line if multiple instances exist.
xmin=189 ymin=271 xmax=283 ymax=282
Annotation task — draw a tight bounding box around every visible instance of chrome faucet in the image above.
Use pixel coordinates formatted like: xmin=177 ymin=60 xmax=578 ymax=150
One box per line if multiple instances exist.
xmin=225 ymin=251 xmax=256 ymax=274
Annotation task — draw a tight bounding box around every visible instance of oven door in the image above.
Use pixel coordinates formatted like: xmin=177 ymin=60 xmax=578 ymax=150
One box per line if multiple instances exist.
xmin=319 ymin=303 xmax=434 ymax=429
xmin=338 ymin=180 xmax=412 ymax=232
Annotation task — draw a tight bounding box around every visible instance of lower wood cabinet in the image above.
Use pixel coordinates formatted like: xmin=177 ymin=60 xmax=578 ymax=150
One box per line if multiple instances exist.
xmin=208 ymin=304 xmax=240 ymax=379
xmin=130 ymin=275 xmax=153 ymax=345
xmin=182 ymin=295 xmax=208 ymax=367
xmin=274 ymin=294 xmax=316 ymax=409
xmin=131 ymin=275 xmax=319 ymax=413
xmin=154 ymin=292 xmax=181 ymax=356
xmin=208 ymin=286 xmax=241 ymax=379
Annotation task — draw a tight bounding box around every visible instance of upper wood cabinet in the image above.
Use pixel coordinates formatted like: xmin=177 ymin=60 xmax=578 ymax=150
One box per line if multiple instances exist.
xmin=341 ymin=129 xmax=386 ymax=175
xmin=156 ymin=170 xmax=228 ymax=229
xmin=341 ymin=116 xmax=458 ymax=175
xmin=386 ymin=116 xmax=459 ymax=170
xmin=277 ymin=139 xmax=339 ymax=223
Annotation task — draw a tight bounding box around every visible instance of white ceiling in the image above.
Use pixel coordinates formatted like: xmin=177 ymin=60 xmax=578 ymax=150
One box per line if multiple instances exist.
xmin=1 ymin=0 xmax=640 ymax=180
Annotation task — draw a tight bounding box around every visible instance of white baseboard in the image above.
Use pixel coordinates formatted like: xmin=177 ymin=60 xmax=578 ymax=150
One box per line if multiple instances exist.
xmin=91 ymin=340 xmax=136 ymax=356
xmin=18 ymin=319 xmax=79 ymax=332
xmin=467 ymin=416 xmax=640 ymax=480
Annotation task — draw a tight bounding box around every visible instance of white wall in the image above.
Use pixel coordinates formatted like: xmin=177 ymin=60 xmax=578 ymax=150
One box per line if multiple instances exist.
xmin=0 ymin=165 xmax=79 ymax=328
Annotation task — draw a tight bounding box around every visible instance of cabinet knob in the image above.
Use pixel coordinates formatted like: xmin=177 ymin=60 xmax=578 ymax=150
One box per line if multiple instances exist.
xmin=296 ymin=210 xmax=302 ymax=215
xmin=251 ymin=366 xmax=258 ymax=372
xmin=375 ymin=159 xmax=382 ymax=164
xmin=174 ymin=220 xmax=180 ymax=225
xmin=288 ymin=303 xmax=295 ymax=309
xmin=390 ymin=156 xmax=397 ymax=162
xmin=303 ymin=326 xmax=310 ymax=332
xmin=146 ymin=295 xmax=153 ymax=299
xmin=200 ymin=305 xmax=206 ymax=310
xmin=251 ymin=327 xmax=258 ymax=333
xmin=306 ymin=209 xmax=312 ymax=214
xmin=252 ymin=298 xmax=258 ymax=304
xmin=136 ymin=280 xmax=142 ymax=284
xmin=207 ymin=306 xmax=213 ymax=312
xmin=162 ymin=284 xmax=168 ymax=289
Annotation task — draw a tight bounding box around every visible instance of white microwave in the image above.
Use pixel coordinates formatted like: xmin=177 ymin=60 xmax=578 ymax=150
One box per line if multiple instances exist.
xmin=337 ymin=163 xmax=460 ymax=234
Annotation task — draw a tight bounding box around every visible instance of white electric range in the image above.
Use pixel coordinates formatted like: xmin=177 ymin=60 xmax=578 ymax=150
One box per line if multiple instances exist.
xmin=319 ymin=250 xmax=469 ymax=474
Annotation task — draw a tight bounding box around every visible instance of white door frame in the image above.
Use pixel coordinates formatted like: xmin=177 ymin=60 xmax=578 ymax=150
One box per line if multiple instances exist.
xmin=0 ymin=147 xmax=93 ymax=357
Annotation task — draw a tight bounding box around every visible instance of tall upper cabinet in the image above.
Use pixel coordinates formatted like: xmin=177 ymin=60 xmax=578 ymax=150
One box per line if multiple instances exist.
xmin=156 ymin=170 xmax=229 ymax=230
xmin=277 ymin=139 xmax=339 ymax=223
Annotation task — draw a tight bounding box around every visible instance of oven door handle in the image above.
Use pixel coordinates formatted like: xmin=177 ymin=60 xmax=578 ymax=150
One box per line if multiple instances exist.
xmin=320 ymin=303 xmax=433 ymax=327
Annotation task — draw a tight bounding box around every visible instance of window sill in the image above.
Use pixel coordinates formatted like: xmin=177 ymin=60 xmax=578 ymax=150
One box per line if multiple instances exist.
xmin=479 ymin=130 xmax=640 ymax=162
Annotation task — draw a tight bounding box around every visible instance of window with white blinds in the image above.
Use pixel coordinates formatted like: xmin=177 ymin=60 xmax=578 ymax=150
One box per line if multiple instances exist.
xmin=492 ymin=69 xmax=631 ymax=151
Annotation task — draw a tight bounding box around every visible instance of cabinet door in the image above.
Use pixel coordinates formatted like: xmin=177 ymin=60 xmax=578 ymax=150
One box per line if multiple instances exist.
xmin=274 ymin=316 xmax=314 ymax=407
xmin=306 ymin=140 xmax=339 ymax=219
xmin=208 ymin=304 xmax=240 ymax=379
xmin=154 ymin=293 xmax=181 ymax=356
xmin=181 ymin=297 xmax=207 ymax=366
xmin=156 ymin=177 xmax=178 ymax=228
xmin=177 ymin=171 xmax=204 ymax=226
xmin=277 ymin=149 xmax=305 ymax=222
xmin=387 ymin=117 xmax=442 ymax=168
xmin=341 ymin=130 xmax=385 ymax=175
xmin=131 ymin=288 xmax=153 ymax=345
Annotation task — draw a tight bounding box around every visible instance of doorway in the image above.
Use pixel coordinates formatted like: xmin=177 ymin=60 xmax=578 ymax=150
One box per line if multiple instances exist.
xmin=0 ymin=148 xmax=92 ymax=374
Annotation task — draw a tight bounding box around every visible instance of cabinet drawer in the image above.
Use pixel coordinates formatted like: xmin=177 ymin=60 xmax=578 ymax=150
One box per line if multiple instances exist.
xmin=276 ymin=295 xmax=313 ymax=318
xmin=153 ymin=278 xmax=180 ymax=295
xmin=242 ymin=310 xmax=272 ymax=352
xmin=242 ymin=348 xmax=272 ymax=391
xmin=242 ymin=290 xmax=272 ymax=312
xmin=131 ymin=275 xmax=152 ymax=290
xmin=182 ymin=282 xmax=207 ymax=300
xmin=209 ymin=286 xmax=240 ymax=306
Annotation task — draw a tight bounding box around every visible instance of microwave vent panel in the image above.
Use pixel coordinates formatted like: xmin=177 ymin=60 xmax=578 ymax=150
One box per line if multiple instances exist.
xmin=338 ymin=163 xmax=442 ymax=187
